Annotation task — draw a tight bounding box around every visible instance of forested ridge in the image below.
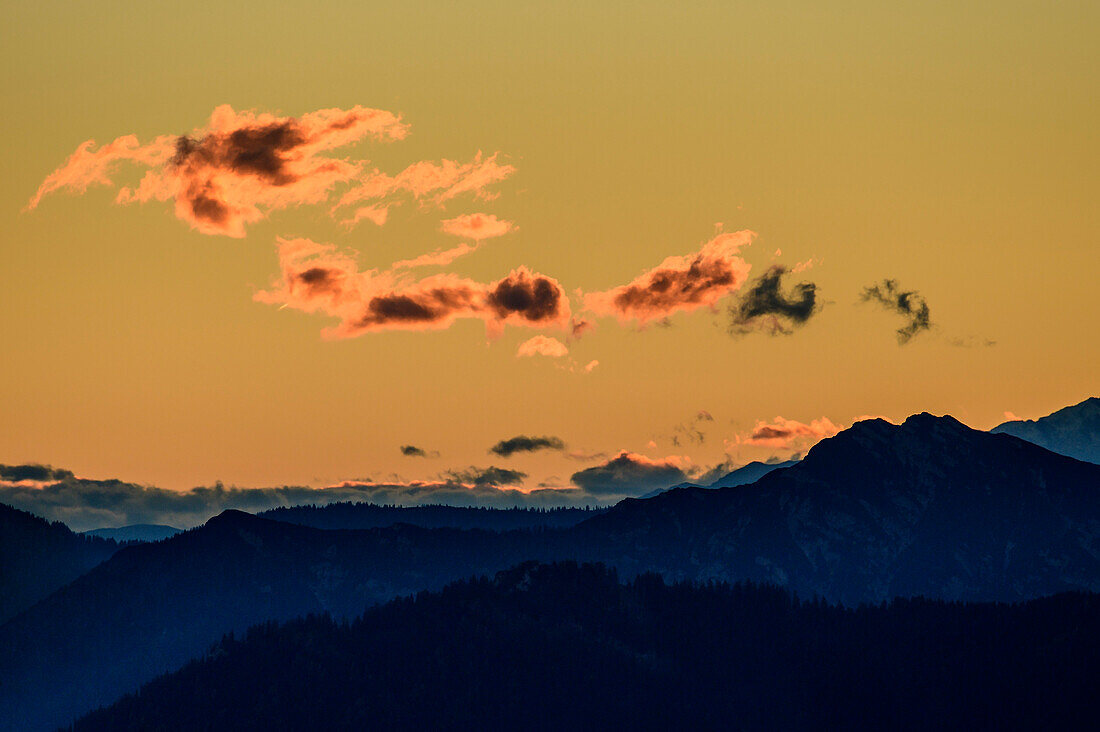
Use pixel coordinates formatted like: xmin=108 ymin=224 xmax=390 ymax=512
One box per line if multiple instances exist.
xmin=261 ymin=502 xmax=603 ymax=531
xmin=0 ymin=503 xmax=118 ymax=624
xmin=73 ymin=562 xmax=1099 ymax=731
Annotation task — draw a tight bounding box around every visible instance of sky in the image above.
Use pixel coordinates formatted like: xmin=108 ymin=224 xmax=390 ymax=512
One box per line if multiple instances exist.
xmin=1 ymin=0 xmax=1097 ymax=516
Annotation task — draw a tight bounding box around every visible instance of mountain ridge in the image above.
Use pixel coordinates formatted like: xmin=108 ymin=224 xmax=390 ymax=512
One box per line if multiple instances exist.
xmin=991 ymin=396 xmax=1099 ymax=463
xmin=0 ymin=503 xmax=119 ymax=624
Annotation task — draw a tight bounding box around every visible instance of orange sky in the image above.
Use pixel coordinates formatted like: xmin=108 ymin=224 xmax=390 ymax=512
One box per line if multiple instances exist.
xmin=1 ymin=0 xmax=1096 ymax=493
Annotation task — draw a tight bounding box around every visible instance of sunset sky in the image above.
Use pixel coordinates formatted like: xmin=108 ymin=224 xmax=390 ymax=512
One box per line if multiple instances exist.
xmin=1 ymin=0 xmax=1096 ymax=498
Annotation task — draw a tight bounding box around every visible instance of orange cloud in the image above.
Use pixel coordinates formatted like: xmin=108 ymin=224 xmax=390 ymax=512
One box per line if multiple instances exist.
xmin=440 ymin=213 xmax=516 ymax=241
xmin=392 ymin=242 xmax=478 ymax=270
xmin=583 ymin=359 xmax=599 ymax=373
xmin=256 ymin=237 xmax=570 ymax=339
xmin=744 ymin=416 xmax=843 ymax=448
xmin=26 ymin=135 xmax=177 ymax=211
xmin=792 ymin=257 xmax=821 ymax=273
xmin=343 ymin=203 xmax=392 ymax=227
xmin=30 ymin=105 xmax=409 ymax=237
xmin=334 ymin=152 xmax=516 ymax=226
xmin=584 ymin=230 xmax=755 ymax=323
xmin=516 ymin=335 xmax=569 ymax=358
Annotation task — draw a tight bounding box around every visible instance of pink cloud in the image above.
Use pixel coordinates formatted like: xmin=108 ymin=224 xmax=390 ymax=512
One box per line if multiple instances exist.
xmin=26 ymin=134 xmax=178 ymax=211
xmin=584 ymin=230 xmax=755 ymax=323
xmin=343 ymin=204 xmax=392 ymax=227
xmin=30 ymin=105 xmax=409 ymax=237
xmin=256 ymin=237 xmax=570 ymax=339
xmin=744 ymin=416 xmax=843 ymax=448
xmin=334 ymin=152 xmax=516 ymax=226
xmin=440 ymin=213 xmax=516 ymax=241
xmin=392 ymin=242 xmax=478 ymax=270
xmin=516 ymin=335 xmax=569 ymax=358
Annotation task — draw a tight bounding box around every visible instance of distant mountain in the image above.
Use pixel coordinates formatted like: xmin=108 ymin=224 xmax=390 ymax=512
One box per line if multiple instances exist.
xmin=73 ymin=562 xmax=1099 ymax=731
xmin=708 ymin=459 xmax=799 ymax=487
xmin=261 ymin=502 xmax=603 ymax=531
xmin=637 ymin=481 xmax=698 ymax=499
xmin=991 ymin=396 xmax=1099 ymax=463
xmin=580 ymin=414 xmax=1100 ymax=604
xmin=4 ymin=413 xmax=1100 ymax=729
xmin=0 ymin=503 xmax=118 ymax=624
xmin=638 ymin=460 xmax=799 ymax=498
xmin=83 ymin=524 xmax=181 ymax=542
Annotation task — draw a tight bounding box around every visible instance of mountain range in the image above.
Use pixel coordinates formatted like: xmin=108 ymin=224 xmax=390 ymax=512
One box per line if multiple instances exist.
xmin=1 ymin=401 xmax=1098 ymax=729
xmin=640 ymin=458 xmax=800 ymax=498
xmin=83 ymin=524 xmax=182 ymax=542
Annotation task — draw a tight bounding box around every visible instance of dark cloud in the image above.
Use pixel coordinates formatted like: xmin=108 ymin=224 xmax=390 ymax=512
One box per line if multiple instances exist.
xmin=570 ymin=451 xmax=689 ymax=497
xmin=400 ymin=445 xmax=438 ymax=458
xmin=171 ymin=120 xmax=304 ymax=192
xmin=356 ymin=286 xmax=483 ymax=329
xmin=489 ymin=435 xmax=567 ymax=458
xmin=583 ymin=231 xmax=754 ymax=324
xmin=860 ymin=279 xmax=932 ymax=344
xmin=729 ymin=266 xmax=818 ymax=336
xmin=0 ymin=463 xmax=75 ymax=482
xmin=443 ymin=466 xmax=527 ymax=488
xmin=485 ymin=270 xmax=569 ymax=325
xmin=688 ymin=460 xmax=738 ymax=486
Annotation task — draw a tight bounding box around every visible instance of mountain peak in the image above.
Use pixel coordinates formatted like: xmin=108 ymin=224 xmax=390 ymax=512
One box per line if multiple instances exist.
xmin=900 ymin=411 xmax=968 ymax=430
xmin=204 ymin=509 xmax=261 ymax=528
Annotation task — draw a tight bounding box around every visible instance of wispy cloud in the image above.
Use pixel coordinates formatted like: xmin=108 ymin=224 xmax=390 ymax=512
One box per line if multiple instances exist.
xmin=743 ymin=416 xmax=843 ymax=448
xmin=670 ymin=410 xmax=715 ymax=447
xmin=391 ymin=242 xmax=479 ymax=270
xmin=334 ymin=153 xmax=516 ymax=227
xmin=440 ymin=213 xmax=516 ymax=241
xmin=861 ymin=279 xmax=932 ymax=344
